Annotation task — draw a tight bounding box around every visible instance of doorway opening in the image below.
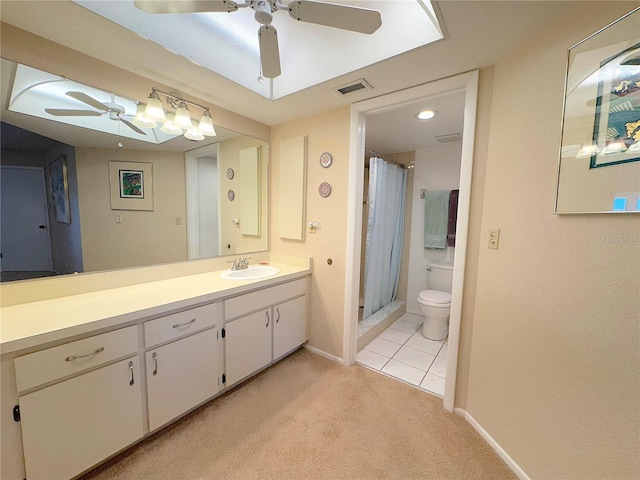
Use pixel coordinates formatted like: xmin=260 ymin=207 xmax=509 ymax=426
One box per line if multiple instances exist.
xmin=344 ymin=71 xmax=479 ymax=412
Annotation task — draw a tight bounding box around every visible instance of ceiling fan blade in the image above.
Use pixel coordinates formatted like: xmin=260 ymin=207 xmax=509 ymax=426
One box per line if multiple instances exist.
xmin=45 ymin=109 xmax=102 ymax=117
xmin=287 ymin=1 xmax=381 ymax=34
xmin=66 ymin=91 xmax=109 ymax=111
xmin=258 ymin=25 xmax=281 ymax=79
xmin=134 ymin=0 xmax=238 ymax=14
xmin=119 ymin=117 xmax=147 ymax=135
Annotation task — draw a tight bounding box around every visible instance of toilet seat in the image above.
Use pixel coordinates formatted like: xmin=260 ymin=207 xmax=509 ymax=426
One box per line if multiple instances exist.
xmin=418 ymin=289 xmax=451 ymax=306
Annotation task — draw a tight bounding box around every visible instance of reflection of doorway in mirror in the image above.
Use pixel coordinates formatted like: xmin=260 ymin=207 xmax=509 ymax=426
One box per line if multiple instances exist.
xmin=185 ymin=144 xmax=221 ymax=260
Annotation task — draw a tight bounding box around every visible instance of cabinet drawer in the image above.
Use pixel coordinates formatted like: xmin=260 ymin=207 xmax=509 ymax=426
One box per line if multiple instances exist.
xmin=14 ymin=325 xmax=138 ymax=393
xmin=224 ymin=278 xmax=307 ymax=320
xmin=144 ymin=303 xmax=217 ymax=348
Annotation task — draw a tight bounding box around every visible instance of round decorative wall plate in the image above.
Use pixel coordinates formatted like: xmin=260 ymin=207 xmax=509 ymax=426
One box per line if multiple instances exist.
xmin=318 ymin=182 xmax=332 ymax=198
xmin=227 ymin=189 xmax=235 ymax=201
xmin=226 ymin=168 xmax=235 ymax=179
xmin=319 ymin=152 xmax=333 ymax=168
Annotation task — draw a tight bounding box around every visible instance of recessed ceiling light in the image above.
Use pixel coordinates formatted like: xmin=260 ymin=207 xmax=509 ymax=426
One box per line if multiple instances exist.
xmin=416 ymin=110 xmax=437 ymax=120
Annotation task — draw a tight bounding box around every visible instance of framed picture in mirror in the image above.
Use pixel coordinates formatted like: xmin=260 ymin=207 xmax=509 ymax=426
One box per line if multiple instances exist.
xmin=49 ymin=155 xmax=71 ymax=223
xmin=109 ymin=161 xmax=154 ymax=211
xmin=556 ymin=7 xmax=640 ymax=214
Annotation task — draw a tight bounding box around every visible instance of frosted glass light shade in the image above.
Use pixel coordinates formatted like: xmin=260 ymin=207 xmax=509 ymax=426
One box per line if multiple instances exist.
xmin=185 ymin=122 xmax=205 ymax=141
xmin=132 ymin=103 xmax=157 ymax=128
xmin=601 ymin=139 xmax=627 ymax=155
xmin=575 ymin=143 xmax=601 ymax=158
xmin=198 ymin=111 xmax=217 ymax=136
xmin=144 ymin=92 xmax=167 ymax=122
xmin=161 ymin=113 xmax=182 ymax=135
xmin=173 ymin=102 xmax=193 ymax=129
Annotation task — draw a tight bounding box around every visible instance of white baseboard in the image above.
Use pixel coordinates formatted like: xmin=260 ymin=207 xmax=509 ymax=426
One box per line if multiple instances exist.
xmin=304 ymin=345 xmax=343 ymax=364
xmin=456 ymin=408 xmax=530 ymax=480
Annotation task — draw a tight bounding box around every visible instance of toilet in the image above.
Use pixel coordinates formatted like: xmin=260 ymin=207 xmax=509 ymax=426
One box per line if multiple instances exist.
xmin=417 ymin=262 xmax=453 ymax=340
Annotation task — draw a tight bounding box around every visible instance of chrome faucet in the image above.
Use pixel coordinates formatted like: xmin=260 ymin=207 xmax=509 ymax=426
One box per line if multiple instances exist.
xmin=231 ymin=257 xmax=250 ymax=271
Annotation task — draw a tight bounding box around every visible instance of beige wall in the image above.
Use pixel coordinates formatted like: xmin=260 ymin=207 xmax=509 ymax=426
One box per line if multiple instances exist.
xmin=76 ymin=148 xmax=188 ymax=271
xmin=218 ymin=136 xmax=269 ymax=255
xmin=466 ymin=4 xmax=639 ymax=479
xmin=271 ymin=107 xmax=351 ymax=358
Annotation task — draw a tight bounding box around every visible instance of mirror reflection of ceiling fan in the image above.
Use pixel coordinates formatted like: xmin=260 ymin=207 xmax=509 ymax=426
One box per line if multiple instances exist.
xmin=45 ymin=91 xmax=146 ymax=135
xmin=133 ymin=0 xmax=383 ymax=79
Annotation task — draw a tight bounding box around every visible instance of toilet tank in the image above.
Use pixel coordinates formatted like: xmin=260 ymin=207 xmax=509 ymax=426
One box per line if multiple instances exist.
xmin=426 ymin=262 xmax=454 ymax=293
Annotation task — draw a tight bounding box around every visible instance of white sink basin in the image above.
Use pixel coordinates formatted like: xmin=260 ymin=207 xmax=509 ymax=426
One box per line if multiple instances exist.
xmin=220 ymin=265 xmax=280 ymax=280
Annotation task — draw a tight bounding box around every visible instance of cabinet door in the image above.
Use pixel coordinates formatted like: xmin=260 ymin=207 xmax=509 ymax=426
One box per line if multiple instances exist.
xmin=225 ymin=308 xmax=272 ymax=387
xmin=19 ymin=357 xmax=144 ymax=480
xmin=146 ymin=327 xmax=219 ymax=431
xmin=273 ymin=295 xmax=307 ymax=360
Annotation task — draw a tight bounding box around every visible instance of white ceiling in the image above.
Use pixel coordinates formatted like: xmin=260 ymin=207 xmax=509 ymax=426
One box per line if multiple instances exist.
xmin=1 ymin=1 xmax=581 ymax=154
xmin=73 ymin=0 xmax=444 ymax=100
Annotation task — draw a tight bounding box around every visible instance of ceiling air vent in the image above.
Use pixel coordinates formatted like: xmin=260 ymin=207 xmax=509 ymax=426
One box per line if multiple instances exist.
xmin=435 ymin=133 xmax=461 ymax=144
xmin=333 ymin=78 xmax=372 ymax=96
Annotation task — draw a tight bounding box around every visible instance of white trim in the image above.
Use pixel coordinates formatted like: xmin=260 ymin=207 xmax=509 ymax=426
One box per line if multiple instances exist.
xmin=344 ymin=71 xmax=480 ymax=414
xmin=304 ymin=344 xmax=343 ymax=364
xmin=456 ymin=408 xmax=531 ymax=480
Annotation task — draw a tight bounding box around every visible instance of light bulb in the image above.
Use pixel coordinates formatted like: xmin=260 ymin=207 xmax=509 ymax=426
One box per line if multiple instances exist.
xmin=173 ymin=101 xmax=193 ymax=130
xmin=601 ymin=139 xmax=627 ymax=155
xmin=160 ymin=113 xmax=182 ymax=135
xmin=143 ymin=91 xmax=167 ymax=122
xmin=575 ymin=143 xmax=601 ymax=158
xmin=185 ymin=121 xmax=205 ymax=141
xmin=197 ymin=111 xmax=217 ymax=137
xmin=132 ymin=103 xmax=157 ymax=128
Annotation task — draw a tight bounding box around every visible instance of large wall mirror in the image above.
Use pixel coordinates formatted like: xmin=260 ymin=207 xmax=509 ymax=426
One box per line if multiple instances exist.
xmin=555 ymin=7 xmax=639 ymax=214
xmin=1 ymin=58 xmax=269 ymax=282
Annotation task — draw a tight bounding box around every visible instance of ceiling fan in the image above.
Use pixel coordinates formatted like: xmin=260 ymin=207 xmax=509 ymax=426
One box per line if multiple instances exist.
xmin=45 ymin=91 xmax=146 ymax=135
xmin=133 ymin=0 xmax=382 ymax=79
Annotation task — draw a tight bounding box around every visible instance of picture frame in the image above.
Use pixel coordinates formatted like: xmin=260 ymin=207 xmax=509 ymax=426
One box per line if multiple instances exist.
xmin=49 ymin=155 xmax=71 ymax=223
xmin=109 ymin=161 xmax=154 ymax=211
xmin=555 ymin=8 xmax=640 ymax=214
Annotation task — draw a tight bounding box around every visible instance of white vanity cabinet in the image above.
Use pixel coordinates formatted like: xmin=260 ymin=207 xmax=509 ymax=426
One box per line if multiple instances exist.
xmin=144 ymin=303 xmax=221 ymax=431
xmin=224 ymin=278 xmax=308 ymax=387
xmin=14 ymin=326 xmax=143 ymax=480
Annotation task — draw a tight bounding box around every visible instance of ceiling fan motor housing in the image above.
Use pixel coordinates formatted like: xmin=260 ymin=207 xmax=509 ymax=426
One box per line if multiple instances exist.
xmin=252 ymin=0 xmax=275 ymax=25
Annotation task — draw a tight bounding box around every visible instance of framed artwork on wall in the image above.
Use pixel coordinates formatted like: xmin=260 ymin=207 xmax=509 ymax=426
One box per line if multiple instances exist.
xmin=556 ymin=7 xmax=640 ymax=213
xmin=49 ymin=155 xmax=71 ymax=223
xmin=109 ymin=161 xmax=154 ymax=211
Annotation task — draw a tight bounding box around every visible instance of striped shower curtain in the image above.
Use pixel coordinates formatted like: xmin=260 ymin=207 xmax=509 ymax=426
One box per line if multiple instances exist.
xmin=362 ymin=157 xmax=407 ymax=319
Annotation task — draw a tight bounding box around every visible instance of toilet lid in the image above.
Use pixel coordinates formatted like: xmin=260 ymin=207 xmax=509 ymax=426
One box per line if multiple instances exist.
xmin=418 ymin=289 xmax=451 ymax=304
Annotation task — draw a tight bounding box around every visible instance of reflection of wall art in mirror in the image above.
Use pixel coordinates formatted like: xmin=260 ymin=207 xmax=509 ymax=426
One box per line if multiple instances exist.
xmin=49 ymin=155 xmax=71 ymax=223
xmin=319 ymin=152 xmax=333 ymax=168
xmin=109 ymin=161 xmax=154 ymax=211
xmin=228 ymin=189 xmax=235 ymax=201
xmin=227 ymin=168 xmax=235 ymax=179
xmin=556 ymin=7 xmax=640 ymax=214
xmin=319 ymin=182 xmax=332 ymax=198
xmin=119 ymin=170 xmax=144 ymax=198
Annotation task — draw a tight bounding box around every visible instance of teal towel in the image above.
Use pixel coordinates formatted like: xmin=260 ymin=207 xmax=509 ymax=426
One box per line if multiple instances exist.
xmin=424 ymin=190 xmax=450 ymax=249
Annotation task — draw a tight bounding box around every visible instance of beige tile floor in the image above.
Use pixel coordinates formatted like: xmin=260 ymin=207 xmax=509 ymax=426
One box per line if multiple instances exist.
xmin=356 ymin=312 xmax=447 ymax=396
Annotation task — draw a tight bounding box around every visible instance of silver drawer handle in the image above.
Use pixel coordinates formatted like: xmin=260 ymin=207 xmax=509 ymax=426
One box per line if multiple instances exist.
xmin=152 ymin=352 xmax=158 ymax=376
xmin=275 ymin=307 xmax=280 ymax=323
xmin=266 ymin=310 xmax=270 ymax=327
xmin=65 ymin=347 xmax=105 ymax=362
xmin=172 ymin=318 xmax=196 ymax=329
xmin=129 ymin=360 xmax=135 ymax=386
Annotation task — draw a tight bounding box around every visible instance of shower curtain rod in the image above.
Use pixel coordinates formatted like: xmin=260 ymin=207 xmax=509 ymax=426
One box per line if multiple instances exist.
xmin=365 ymin=148 xmax=405 ymax=168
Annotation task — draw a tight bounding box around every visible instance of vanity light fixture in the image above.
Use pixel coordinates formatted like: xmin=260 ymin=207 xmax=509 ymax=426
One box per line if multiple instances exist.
xmin=601 ymin=138 xmax=628 ymax=155
xmin=415 ymin=109 xmax=437 ymax=120
xmin=138 ymin=88 xmax=217 ymax=141
xmin=575 ymin=142 xmax=601 ymax=158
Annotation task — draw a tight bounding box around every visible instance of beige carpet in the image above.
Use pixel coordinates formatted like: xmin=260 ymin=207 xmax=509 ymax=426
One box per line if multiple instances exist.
xmin=82 ymin=349 xmax=516 ymax=480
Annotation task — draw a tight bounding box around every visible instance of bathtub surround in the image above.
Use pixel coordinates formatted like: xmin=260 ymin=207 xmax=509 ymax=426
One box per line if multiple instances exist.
xmin=81 ymin=349 xmax=516 ymax=480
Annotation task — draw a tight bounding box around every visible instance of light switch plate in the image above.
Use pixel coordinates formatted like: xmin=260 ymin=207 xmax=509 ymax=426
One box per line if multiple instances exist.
xmin=488 ymin=229 xmax=500 ymax=250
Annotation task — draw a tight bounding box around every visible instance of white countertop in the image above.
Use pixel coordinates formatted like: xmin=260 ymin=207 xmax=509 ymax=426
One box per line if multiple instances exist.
xmin=0 ymin=262 xmax=310 ymax=355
